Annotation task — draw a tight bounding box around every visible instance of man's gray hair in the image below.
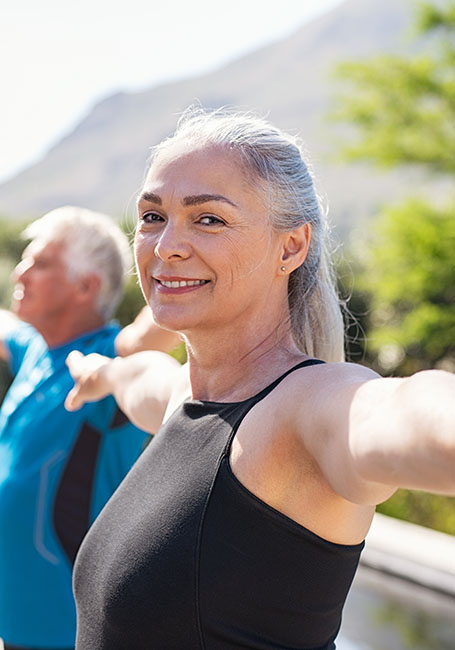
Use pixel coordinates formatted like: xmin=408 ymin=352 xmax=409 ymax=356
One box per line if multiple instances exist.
xmin=23 ymin=206 xmax=132 ymax=321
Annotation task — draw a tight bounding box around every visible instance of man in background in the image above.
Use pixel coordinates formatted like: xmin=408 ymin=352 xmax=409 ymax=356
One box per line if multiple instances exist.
xmin=0 ymin=206 xmax=180 ymax=650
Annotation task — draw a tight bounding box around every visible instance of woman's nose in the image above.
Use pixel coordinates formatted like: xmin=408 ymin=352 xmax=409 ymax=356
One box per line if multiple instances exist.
xmin=154 ymin=223 xmax=191 ymax=262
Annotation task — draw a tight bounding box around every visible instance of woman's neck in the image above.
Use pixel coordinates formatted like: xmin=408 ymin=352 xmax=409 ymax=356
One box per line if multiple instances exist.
xmin=183 ymin=321 xmax=306 ymax=403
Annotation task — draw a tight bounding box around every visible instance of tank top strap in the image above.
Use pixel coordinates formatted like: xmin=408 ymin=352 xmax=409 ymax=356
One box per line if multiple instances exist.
xmin=247 ymin=358 xmax=325 ymax=405
xmin=221 ymin=358 xmax=325 ymax=453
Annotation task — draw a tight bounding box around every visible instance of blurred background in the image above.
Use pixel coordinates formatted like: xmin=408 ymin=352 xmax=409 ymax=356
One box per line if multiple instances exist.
xmin=0 ymin=0 xmax=454 ymax=647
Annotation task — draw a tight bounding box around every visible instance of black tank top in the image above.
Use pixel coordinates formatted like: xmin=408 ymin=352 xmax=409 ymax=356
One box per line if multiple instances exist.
xmin=74 ymin=360 xmax=363 ymax=649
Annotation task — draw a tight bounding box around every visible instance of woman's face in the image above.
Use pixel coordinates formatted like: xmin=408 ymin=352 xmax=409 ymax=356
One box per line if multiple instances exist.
xmin=135 ymin=140 xmax=287 ymax=335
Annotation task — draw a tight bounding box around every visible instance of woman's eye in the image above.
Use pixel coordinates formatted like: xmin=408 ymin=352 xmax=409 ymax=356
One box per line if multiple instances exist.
xmin=198 ymin=215 xmax=225 ymax=226
xmin=141 ymin=211 xmax=164 ymax=223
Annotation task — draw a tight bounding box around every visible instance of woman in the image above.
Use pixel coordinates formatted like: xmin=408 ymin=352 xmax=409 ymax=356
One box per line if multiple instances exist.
xmin=66 ymin=107 xmax=454 ymax=650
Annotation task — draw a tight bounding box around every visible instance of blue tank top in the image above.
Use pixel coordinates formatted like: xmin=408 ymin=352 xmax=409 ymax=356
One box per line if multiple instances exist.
xmin=74 ymin=359 xmax=364 ymax=649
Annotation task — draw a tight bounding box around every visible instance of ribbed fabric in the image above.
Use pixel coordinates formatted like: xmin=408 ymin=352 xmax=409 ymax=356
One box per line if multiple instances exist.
xmin=74 ymin=360 xmax=363 ymax=649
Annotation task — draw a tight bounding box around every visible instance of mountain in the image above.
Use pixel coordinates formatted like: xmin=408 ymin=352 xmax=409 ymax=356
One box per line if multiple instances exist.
xmin=0 ymin=0 xmax=437 ymax=236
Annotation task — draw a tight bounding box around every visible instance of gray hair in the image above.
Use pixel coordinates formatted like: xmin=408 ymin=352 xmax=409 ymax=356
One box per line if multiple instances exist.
xmin=23 ymin=206 xmax=132 ymax=321
xmin=151 ymin=107 xmax=344 ymax=362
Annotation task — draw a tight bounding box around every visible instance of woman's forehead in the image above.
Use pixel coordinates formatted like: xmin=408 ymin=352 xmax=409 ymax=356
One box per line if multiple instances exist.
xmin=139 ymin=140 xmax=271 ymax=224
xmin=150 ymin=139 xmax=235 ymax=172
xmin=144 ymin=141 xmax=257 ymax=196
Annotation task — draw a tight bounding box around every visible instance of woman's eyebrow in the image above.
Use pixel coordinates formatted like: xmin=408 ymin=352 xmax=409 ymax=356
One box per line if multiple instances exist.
xmin=138 ymin=191 xmax=162 ymax=205
xmin=182 ymin=194 xmax=237 ymax=208
xmin=138 ymin=192 xmax=237 ymax=208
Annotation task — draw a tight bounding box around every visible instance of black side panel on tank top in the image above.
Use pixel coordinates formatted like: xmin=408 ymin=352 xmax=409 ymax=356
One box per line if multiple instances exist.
xmin=53 ymin=421 xmax=101 ymax=565
xmin=73 ymin=360 xmax=363 ymax=650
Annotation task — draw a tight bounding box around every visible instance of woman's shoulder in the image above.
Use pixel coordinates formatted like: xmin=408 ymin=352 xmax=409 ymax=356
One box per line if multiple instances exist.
xmin=249 ymin=359 xmax=380 ymax=444
xmin=270 ymin=359 xmax=379 ymax=404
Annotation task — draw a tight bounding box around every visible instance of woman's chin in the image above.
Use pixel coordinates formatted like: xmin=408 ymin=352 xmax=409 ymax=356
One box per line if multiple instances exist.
xmin=149 ymin=307 xmax=198 ymax=334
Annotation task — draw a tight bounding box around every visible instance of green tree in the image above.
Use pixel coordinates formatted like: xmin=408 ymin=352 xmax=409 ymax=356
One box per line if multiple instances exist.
xmin=334 ymin=1 xmax=455 ymax=533
xmin=335 ymin=2 xmax=455 ymax=174
xmin=356 ymin=198 xmax=455 ymax=375
xmin=0 ymin=218 xmax=28 ymax=308
xmin=334 ymin=0 xmax=455 ymax=375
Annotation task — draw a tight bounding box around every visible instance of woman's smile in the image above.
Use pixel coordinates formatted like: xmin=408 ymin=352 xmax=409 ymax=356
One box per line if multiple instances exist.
xmin=154 ymin=276 xmax=210 ymax=292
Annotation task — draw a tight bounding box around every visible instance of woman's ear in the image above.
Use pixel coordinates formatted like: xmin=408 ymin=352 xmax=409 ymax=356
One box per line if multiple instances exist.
xmin=280 ymin=223 xmax=311 ymax=274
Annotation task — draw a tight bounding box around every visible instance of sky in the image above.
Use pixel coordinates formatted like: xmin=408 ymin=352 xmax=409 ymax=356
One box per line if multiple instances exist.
xmin=0 ymin=0 xmax=344 ymax=185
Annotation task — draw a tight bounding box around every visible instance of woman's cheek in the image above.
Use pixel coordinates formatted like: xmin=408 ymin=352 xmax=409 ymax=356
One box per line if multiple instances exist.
xmin=134 ymin=233 xmax=154 ymax=272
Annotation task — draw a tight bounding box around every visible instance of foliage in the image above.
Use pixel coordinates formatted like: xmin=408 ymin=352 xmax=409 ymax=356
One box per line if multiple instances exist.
xmin=334 ymin=56 xmax=455 ymax=173
xmin=416 ymin=1 xmax=455 ymax=36
xmin=115 ymin=274 xmax=146 ymax=327
xmin=334 ymin=0 xmax=455 ymax=375
xmin=333 ymin=2 xmax=455 ymax=175
xmin=333 ymin=0 xmax=455 ymax=532
xmin=0 ymin=219 xmax=28 ymax=308
xmin=355 ymin=199 xmax=455 ymax=374
xmin=0 ymin=218 xmax=28 ymax=260
xmin=377 ymin=489 xmax=455 ymax=536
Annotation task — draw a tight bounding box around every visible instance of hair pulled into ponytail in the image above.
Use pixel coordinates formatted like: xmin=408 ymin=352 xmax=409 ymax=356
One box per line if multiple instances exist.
xmin=150 ymin=106 xmax=345 ymax=362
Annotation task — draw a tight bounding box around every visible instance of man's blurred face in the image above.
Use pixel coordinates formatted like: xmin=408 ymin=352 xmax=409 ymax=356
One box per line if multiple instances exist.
xmin=11 ymin=239 xmax=80 ymax=335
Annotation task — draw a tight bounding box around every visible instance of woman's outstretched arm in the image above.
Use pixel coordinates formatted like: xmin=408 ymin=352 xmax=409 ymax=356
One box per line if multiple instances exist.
xmin=349 ymin=369 xmax=455 ymax=494
xmin=65 ymin=350 xmax=181 ymax=434
xmin=296 ymin=364 xmax=455 ymax=505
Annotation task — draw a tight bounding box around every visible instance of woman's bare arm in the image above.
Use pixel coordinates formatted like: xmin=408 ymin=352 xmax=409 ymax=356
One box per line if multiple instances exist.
xmin=349 ymin=369 xmax=455 ymax=494
xmin=114 ymin=306 xmax=182 ymax=357
xmin=295 ymin=364 xmax=455 ymax=505
xmin=65 ymin=350 xmax=181 ymax=434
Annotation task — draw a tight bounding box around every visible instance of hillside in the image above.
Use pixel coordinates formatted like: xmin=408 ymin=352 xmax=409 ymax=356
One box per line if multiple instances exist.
xmin=0 ymin=0 xmax=438 ymax=235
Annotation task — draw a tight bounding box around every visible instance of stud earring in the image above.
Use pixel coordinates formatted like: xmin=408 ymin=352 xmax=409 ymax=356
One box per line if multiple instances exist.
xmin=280 ymin=266 xmax=286 ymax=272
